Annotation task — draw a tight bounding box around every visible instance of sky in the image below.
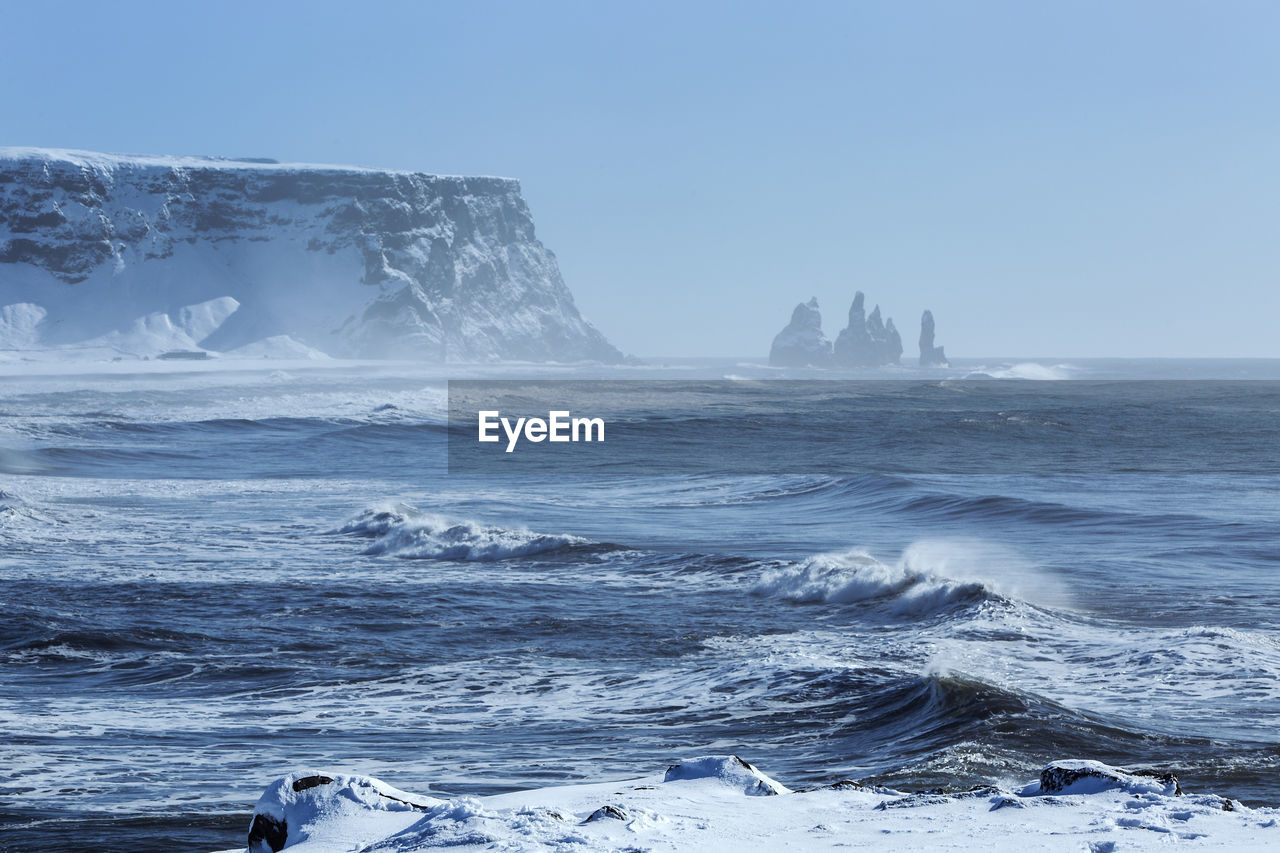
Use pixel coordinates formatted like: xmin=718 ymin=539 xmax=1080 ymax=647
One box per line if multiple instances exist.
xmin=2 ymin=0 xmax=1278 ymax=358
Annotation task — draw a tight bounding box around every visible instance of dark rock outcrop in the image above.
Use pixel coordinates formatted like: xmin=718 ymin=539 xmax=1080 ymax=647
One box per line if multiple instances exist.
xmin=919 ymin=309 xmax=948 ymax=366
xmin=247 ymin=813 xmax=288 ymax=853
xmin=768 ymin=298 xmax=831 ymax=366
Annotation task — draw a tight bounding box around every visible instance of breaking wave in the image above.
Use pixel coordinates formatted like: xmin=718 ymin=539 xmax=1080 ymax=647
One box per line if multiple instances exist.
xmin=974 ymin=362 xmax=1075 ymax=380
xmin=752 ymin=540 xmax=1071 ymax=616
xmin=335 ymin=504 xmax=597 ymax=561
xmin=754 ymin=551 xmax=990 ymax=616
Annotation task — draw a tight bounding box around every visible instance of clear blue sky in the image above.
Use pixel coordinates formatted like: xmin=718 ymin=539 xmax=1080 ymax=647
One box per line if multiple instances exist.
xmin=3 ymin=0 xmax=1278 ymax=357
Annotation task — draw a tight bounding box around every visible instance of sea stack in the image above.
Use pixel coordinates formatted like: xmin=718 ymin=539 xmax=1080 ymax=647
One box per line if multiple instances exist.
xmin=832 ymin=292 xmax=873 ymax=366
xmin=833 ymin=291 xmax=901 ymax=367
xmin=769 ymin=298 xmax=832 ymax=366
xmin=919 ymin=309 xmax=948 ymax=366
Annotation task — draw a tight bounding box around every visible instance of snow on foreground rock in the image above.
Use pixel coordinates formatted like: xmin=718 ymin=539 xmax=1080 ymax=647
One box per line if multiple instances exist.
xmin=227 ymin=757 xmax=1280 ymax=852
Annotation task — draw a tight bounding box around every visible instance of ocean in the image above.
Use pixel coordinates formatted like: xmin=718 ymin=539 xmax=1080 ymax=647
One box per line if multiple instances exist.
xmin=2 ymin=358 xmax=1279 ymax=852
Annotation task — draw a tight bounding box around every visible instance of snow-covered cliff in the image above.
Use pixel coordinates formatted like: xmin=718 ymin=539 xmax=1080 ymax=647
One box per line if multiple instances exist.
xmin=0 ymin=148 xmax=621 ymax=361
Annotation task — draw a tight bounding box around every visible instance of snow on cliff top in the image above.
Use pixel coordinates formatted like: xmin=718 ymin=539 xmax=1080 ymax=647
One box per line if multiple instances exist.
xmin=0 ymin=147 xmax=516 ymax=182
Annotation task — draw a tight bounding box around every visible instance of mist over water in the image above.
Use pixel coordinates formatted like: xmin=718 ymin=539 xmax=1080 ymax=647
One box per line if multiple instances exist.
xmin=2 ymin=359 xmax=1280 ymax=852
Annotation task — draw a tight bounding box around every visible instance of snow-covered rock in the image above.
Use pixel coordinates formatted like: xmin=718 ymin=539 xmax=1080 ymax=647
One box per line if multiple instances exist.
xmin=0 ymin=148 xmax=621 ymax=362
xmin=233 ymin=757 xmax=1279 ymax=852
xmin=1025 ymin=759 xmax=1182 ymax=797
xmin=769 ymin=298 xmax=831 ymax=366
xmin=662 ymin=755 xmax=790 ymax=796
xmin=247 ymin=772 xmax=443 ymax=853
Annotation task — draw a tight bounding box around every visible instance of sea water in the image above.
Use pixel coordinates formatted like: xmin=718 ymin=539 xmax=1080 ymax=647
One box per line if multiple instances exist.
xmin=1 ymin=358 xmax=1278 ymax=852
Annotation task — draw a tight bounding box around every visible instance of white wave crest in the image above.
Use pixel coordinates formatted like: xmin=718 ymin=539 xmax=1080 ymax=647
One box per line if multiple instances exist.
xmin=982 ymin=362 xmax=1074 ymax=380
xmin=753 ymin=550 xmax=986 ymax=616
xmin=336 ymin=504 xmax=590 ymax=561
xmin=753 ymin=539 xmax=1070 ymax=616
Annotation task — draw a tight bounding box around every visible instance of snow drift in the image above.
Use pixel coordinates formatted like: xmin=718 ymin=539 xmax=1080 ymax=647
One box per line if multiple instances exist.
xmin=233 ymin=757 xmax=1277 ymax=852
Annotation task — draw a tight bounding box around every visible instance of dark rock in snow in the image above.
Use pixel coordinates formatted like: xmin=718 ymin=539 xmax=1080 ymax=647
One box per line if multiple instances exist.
xmin=247 ymin=813 xmax=288 ymax=853
xmin=874 ymin=785 xmax=1002 ymax=810
xmin=582 ymin=804 xmax=630 ymax=823
xmin=292 ymin=775 xmax=335 ymax=792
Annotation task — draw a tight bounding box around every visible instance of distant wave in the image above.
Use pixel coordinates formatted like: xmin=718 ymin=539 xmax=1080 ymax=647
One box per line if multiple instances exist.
xmin=971 ymin=362 xmax=1075 ymax=380
xmin=890 ymin=491 xmax=1138 ymax=526
xmin=10 ymin=410 xmax=448 ymax=445
xmin=6 ymin=626 xmax=204 ymax=656
xmin=575 ymin=475 xmax=880 ymax=509
xmin=647 ymin=475 xmax=1239 ymax=536
xmin=15 ymin=414 xmax=448 ymax=478
xmin=335 ymin=504 xmax=598 ymax=561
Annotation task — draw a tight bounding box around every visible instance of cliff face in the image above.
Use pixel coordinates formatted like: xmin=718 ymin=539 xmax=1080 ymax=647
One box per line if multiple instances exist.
xmin=0 ymin=148 xmax=621 ymax=361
